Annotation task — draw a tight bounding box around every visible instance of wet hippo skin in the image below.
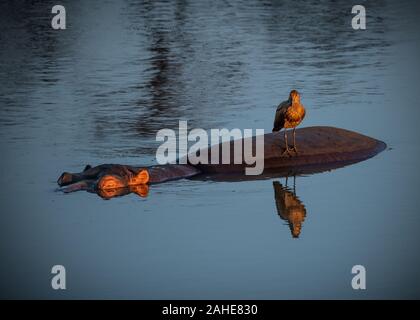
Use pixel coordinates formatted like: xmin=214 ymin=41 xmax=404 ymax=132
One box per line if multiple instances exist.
xmin=192 ymin=126 xmax=386 ymax=174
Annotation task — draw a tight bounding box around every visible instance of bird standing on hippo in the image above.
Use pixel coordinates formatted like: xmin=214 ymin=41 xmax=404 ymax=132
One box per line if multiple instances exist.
xmin=273 ymin=90 xmax=306 ymax=156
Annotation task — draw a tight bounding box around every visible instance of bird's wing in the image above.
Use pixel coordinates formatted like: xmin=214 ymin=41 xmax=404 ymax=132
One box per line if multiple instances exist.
xmin=272 ymin=100 xmax=289 ymax=132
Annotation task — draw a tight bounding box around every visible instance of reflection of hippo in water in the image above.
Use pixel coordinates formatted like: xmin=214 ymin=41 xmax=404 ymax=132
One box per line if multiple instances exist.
xmin=57 ymin=126 xmax=386 ymax=199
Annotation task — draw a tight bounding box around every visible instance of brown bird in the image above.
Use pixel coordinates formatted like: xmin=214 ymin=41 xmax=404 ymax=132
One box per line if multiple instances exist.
xmin=272 ymin=90 xmax=306 ymax=156
xmin=273 ymin=179 xmax=307 ymax=238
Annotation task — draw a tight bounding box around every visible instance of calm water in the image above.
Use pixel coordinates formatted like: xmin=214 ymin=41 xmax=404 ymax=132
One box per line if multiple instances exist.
xmin=1 ymin=0 xmax=420 ymax=299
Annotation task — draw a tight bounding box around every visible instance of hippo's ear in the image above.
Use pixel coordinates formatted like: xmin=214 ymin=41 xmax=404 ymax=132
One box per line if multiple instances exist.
xmin=83 ymin=165 xmax=92 ymax=172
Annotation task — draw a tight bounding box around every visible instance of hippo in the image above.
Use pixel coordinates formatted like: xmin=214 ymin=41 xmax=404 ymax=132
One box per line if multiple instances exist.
xmin=57 ymin=126 xmax=386 ymax=199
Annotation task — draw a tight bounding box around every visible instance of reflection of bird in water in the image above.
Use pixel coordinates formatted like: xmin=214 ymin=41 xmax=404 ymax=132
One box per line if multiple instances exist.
xmin=273 ymin=177 xmax=307 ymax=238
xmin=272 ymin=90 xmax=306 ymax=156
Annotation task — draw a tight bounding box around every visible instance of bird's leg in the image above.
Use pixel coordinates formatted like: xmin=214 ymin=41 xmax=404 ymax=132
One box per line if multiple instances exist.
xmin=282 ymin=129 xmax=293 ymax=156
xmin=291 ymin=128 xmax=299 ymax=154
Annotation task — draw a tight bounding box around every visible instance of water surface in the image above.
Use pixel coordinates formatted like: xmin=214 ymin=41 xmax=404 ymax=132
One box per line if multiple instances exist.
xmin=1 ymin=0 xmax=420 ymax=298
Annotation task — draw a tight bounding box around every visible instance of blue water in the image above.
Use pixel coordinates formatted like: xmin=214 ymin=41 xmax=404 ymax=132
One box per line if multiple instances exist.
xmin=1 ymin=0 xmax=420 ymax=298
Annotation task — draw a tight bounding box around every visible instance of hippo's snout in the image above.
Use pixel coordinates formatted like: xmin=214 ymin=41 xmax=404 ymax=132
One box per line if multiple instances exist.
xmin=57 ymin=172 xmax=73 ymax=187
